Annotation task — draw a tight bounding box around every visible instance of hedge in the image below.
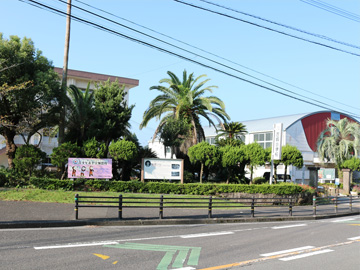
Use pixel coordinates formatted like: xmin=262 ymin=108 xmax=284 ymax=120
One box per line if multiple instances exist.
xmin=29 ymin=177 xmax=308 ymax=195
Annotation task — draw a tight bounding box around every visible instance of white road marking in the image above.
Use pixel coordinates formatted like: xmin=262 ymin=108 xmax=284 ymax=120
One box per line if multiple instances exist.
xmin=332 ymin=218 xmax=356 ymax=223
xmin=180 ymin=231 xmax=234 ymax=238
xmin=170 ymin=267 xmax=196 ymax=270
xmin=34 ymin=241 xmax=118 ymax=250
xmin=348 ymin=236 xmax=360 ymax=240
xmin=279 ymin=249 xmax=333 ymax=261
xmin=271 ymin=224 xmax=307 ymax=229
xmin=260 ymin=246 xmax=315 ymax=257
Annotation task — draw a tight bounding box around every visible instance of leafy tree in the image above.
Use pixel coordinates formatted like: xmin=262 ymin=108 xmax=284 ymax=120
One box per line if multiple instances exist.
xmin=0 ymin=34 xmax=61 ymax=168
xmin=188 ymin=141 xmax=220 ymax=183
xmin=91 ymin=79 xmax=134 ymax=155
xmin=281 ymin=144 xmax=303 ymax=181
xmin=140 ymin=70 xmax=230 ymax=154
xmin=82 ymin=138 xmax=106 ymax=158
xmin=65 ymin=84 xmax=94 ymax=145
xmin=13 ymin=145 xmax=46 ymax=177
xmin=221 ymin=145 xmax=248 ymax=184
xmin=216 ymin=121 xmax=247 ymax=142
xmin=341 ymin=157 xmax=360 ymax=171
xmin=157 ymin=118 xmax=190 ymax=158
xmin=108 ymin=139 xmax=138 ymax=180
xmin=244 ymin=142 xmax=266 ymax=184
xmin=340 ymin=157 xmax=360 ymax=183
xmin=50 ymin=142 xmax=81 ymax=179
xmin=317 ymin=118 xmax=360 ymax=167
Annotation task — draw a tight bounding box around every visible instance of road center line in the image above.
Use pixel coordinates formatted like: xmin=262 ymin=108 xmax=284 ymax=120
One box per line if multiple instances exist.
xmin=198 ymin=240 xmax=360 ymax=270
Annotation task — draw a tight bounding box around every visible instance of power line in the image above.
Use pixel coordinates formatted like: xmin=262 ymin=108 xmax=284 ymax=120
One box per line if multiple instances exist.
xmin=198 ymin=0 xmax=360 ymax=49
xmin=58 ymin=0 xmax=355 ymax=114
xmin=174 ymin=0 xmax=360 ymax=57
xmin=301 ymin=0 xmax=360 ymax=23
xmin=20 ymin=0 xmax=360 ymax=119
xmin=72 ymin=0 xmax=360 ymax=112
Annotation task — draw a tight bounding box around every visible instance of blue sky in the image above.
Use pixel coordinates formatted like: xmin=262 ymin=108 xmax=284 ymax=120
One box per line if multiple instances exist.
xmin=2 ymin=0 xmax=359 ymax=146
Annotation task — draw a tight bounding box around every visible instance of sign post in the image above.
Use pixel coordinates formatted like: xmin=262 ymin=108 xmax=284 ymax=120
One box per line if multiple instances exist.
xmin=270 ymin=123 xmax=283 ymax=184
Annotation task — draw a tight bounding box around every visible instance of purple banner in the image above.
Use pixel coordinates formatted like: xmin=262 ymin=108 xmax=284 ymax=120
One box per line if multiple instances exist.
xmin=68 ymin=158 xmax=112 ymax=179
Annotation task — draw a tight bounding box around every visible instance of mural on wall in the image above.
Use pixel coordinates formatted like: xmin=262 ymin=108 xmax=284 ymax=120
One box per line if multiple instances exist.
xmin=68 ymin=158 xmax=112 ymax=179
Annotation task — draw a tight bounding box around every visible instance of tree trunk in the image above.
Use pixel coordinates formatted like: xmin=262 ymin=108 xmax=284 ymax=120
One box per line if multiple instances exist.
xmin=3 ymin=129 xmax=17 ymax=169
xmin=250 ymin=165 xmax=254 ymax=184
xmin=200 ymin=163 xmax=204 ymax=184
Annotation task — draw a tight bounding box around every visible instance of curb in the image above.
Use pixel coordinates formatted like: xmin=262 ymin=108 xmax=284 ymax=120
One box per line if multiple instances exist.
xmin=1 ymin=211 xmax=358 ymax=229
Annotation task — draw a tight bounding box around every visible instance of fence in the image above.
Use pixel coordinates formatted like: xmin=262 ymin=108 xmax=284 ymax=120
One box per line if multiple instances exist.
xmin=74 ymin=194 xmax=359 ymax=220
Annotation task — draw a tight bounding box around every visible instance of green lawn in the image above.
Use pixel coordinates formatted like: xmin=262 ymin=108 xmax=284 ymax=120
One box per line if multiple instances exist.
xmin=0 ymin=188 xmax=247 ymax=208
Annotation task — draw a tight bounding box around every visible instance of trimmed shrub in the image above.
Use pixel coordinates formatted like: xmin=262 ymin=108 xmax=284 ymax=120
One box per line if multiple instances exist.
xmin=28 ymin=177 xmax=306 ymax=196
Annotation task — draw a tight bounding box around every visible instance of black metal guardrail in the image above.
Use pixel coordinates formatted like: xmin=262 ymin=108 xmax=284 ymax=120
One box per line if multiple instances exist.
xmin=74 ymin=194 xmax=359 ymax=220
xmin=312 ymin=195 xmax=359 ymax=215
xmin=75 ymin=194 xmax=360 ymax=219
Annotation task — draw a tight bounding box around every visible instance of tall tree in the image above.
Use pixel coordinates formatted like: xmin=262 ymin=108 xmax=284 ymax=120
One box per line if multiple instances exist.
xmin=0 ymin=34 xmax=61 ymax=168
xmin=65 ymin=84 xmax=94 ymax=145
xmin=221 ymin=145 xmax=248 ymax=184
xmin=157 ymin=118 xmax=190 ymax=158
xmin=216 ymin=121 xmax=247 ymax=142
xmin=317 ymin=118 xmax=360 ymax=167
xmin=281 ymin=144 xmax=304 ymax=181
xmin=244 ymin=142 xmax=266 ymax=184
xmin=188 ymin=141 xmax=220 ymax=183
xmin=140 ymin=70 xmax=230 ymax=154
xmin=91 ymin=79 xmax=134 ymax=154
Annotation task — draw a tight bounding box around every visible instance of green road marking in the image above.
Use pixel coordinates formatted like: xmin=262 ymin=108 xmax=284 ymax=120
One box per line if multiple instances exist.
xmin=188 ymin=247 xmax=202 ymax=265
xmin=172 ymin=249 xmax=189 ymax=268
xmin=104 ymin=242 xmax=201 ymax=269
xmin=157 ymin=251 xmax=176 ymax=270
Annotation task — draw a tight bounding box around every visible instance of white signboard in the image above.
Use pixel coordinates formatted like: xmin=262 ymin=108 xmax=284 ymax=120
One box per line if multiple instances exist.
xmin=271 ymin=123 xmax=283 ymax=160
xmin=142 ymin=158 xmax=183 ymax=183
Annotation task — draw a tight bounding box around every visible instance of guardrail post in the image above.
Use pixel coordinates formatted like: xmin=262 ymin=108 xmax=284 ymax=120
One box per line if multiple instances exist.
xmin=75 ymin=194 xmax=79 ymax=220
xmin=159 ymin=195 xmax=163 ymax=219
xmin=289 ymin=196 xmax=293 ymax=216
xmin=251 ymin=197 xmax=255 ymax=218
xmin=349 ymin=195 xmax=352 ymax=212
xmin=313 ymin=195 xmax=316 ymax=216
xmin=334 ymin=195 xmax=338 ymax=214
xmin=118 ymin=194 xmax=123 ymax=219
xmin=208 ymin=196 xmax=212 ymax=218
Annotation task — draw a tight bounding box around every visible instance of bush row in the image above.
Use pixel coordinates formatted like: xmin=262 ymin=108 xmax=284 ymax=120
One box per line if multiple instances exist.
xmin=29 ymin=177 xmax=309 ymax=195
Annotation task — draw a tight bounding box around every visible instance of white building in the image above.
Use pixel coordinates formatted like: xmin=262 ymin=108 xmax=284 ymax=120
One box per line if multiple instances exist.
xmin=204 ymin=111 xmax=360 ymax=185
xmin=0 ymin=68 xmax=139 ymax=167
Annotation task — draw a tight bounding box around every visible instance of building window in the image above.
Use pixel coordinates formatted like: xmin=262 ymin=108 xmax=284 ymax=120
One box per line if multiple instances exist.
xmin=165 ymin=147 xmax=171 ymax=153
xmin=205 ymin=137 xmax=216 ymax=145
xmin=254 ymin=132 xmax=272 ymax=149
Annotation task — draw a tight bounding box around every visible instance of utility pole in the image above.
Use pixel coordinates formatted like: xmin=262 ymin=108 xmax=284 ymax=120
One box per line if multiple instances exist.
xmin=59 ymin=0 xmax=72 ymax=144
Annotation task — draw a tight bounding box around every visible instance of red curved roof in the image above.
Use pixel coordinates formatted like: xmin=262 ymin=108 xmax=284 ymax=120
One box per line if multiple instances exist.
xmin=301 ymin=112 xmax=358 ymax=152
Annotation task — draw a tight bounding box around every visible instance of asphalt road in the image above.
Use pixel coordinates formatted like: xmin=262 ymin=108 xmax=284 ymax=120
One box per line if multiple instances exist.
xmin=1 ymin=216 xmax=359 ymax=270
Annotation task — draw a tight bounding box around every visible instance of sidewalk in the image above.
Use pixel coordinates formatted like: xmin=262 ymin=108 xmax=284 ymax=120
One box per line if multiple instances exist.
xmin=0 ymin=200 xmax=359 ymax=229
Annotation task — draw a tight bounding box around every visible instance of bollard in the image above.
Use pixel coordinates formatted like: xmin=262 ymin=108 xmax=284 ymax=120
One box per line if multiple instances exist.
xmin=289 ymin=196 xmax=293 ymax=216
xmin=334 ymin=195 xmax=338 ymax=214
xmin=251 ymin=197 xmax=255 ymax=218
xmin=159 ymin=195 xmax=164 ymax=219
xmin=313 ymin=195 xmax=316 ymax=216
xmin=208 ymin=196 xmax=212 ymax=218
xmin=118 ymin=194 xmax=123 ymax=219
xmin=75 ymin=194 xmax=79 ymax=220
xmin=349 ymin=195 xmax=352 ymax=212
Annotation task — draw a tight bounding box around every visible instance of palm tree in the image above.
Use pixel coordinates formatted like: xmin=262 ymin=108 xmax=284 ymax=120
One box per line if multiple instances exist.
xmin=140 ymin=70 xmax=230 ymax=152
xmin=216 ymin=121 xmax=247 ymax=141
xmin=317 ymin=117 xmax=360 ymax=167
xmin=65 ymin=83 xmax=94 ymax=145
